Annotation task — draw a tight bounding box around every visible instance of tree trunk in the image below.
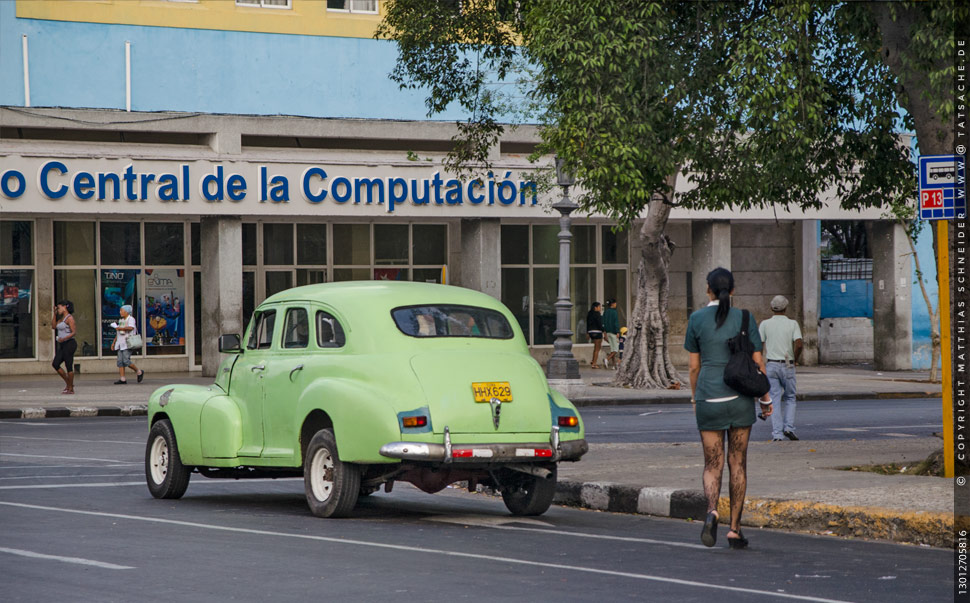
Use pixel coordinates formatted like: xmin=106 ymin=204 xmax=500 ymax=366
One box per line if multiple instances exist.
xmin=613 ymin=174 xmax=683 ymax=389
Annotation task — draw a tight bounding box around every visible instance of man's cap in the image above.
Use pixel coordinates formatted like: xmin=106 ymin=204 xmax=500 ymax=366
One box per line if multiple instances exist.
xmin=770 ymin=295 xmax=789 ymax=311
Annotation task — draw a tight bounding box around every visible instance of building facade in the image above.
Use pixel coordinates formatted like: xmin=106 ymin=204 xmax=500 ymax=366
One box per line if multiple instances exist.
xmin=0 ymin=0 xmax=917 ymax=376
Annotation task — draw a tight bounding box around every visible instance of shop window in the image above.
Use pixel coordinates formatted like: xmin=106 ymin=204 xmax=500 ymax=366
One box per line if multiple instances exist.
xmin=145 ymin=223 xmax=184 ymax=266
xmin=412 ymin=268 xmax=443 ymax=284
xmin=54 ymin=222 xmax=95 ymax=265
xmin=602 ymin=226 xmax=629 ymax=264
xmin=572 ymin=225 xmax=596 ymax=263
xmin=191 ymin=223 xmax=200 ymax=266
xmin=282 ymin=308 xmax=309 ymax=349
xmin=266 ymin=271 xmax=293 ymax=298
xmin=0 ymin=269 xmax=34 ymax=359
xmin=145 ymin=268 xmax=185 ymax=355
xmin=297 ymin=224 xmax=327 ymax=265
xmin=571 ymin=267 xmax=596 ymax=343
xmin=0 ymin=221 xmax=33 ymax=266
xmin=297 ymin=269 xmax=327 ymax=286
xmin=327 ymin=0 xmax=377 ymax=13
xmin=500 ymin=267 xmax=529 ymax=338
xmin=531 ymin=225 xmax=559 ymax=265
xmin=412 ymin=224 xmax=446 ymax=265
xmin=100 ymin=223 xmax=141 ymax=266
xmin=242 ymin=224 xmax=257 ymax=266
xmin=263 ymin=223 xmax=294 ymax=265
xmin=54 ymin=269 xmax=98 ymax=357
xmin=532 ymin=268 xmax=557 ymax=345
xmin=333 ymin=268 xmax=370 ymax=282
xmin=243 ymin=271 xmax=256 ymax=328
xmin=333 ymin=224 xmax=370 ymax=266
xmin=375 ymin=224 xmax=409 ymax=265
xmin=501 ymin=225 xmax=529 ymax=264
xmin=100 ymin=268 xmax=140 ymax=356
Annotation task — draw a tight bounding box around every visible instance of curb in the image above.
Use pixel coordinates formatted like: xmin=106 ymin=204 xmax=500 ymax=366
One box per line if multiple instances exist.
xmin=0 ymin=405 xmax=147 ymax=420
xmin=555 ymin=479 xmax=952 ymax=548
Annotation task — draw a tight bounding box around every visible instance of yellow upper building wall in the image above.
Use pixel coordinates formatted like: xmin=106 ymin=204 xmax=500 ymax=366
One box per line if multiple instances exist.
xmin=16 ymin=0 xmax=384 ymax=39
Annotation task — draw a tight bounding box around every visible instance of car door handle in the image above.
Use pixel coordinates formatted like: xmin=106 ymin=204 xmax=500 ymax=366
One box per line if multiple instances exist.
xmin=251 ymin=364 xmax=265 ymax=372
xmin=289 ymin=364 xmax=304 ymax=380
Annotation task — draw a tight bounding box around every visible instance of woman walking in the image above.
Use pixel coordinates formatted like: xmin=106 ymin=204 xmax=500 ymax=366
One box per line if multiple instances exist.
xmin=684 ymin=268 xmax=772 ymax=549
xmin=51 ymin=300 xmax=77 ymax=394
xmin=585 ymin=302 xmax=604 ymax=369
xmin=112 ymin=304 xmax=144 ymax=384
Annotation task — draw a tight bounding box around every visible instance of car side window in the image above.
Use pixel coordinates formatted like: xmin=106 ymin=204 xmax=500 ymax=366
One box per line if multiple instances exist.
xmin=247 ymin=310 xmax=276 ymax=350
xmin=316 ymin=311 xmax=346 ymax=348
xmin=283 ymin=308 xmax=309 ymax=349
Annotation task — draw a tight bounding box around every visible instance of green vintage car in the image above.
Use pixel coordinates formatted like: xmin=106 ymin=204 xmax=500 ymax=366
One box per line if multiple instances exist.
xmin=145 ymin=281 xmax=587 ymax=518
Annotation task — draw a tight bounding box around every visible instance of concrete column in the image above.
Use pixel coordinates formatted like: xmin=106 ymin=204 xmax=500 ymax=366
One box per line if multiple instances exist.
xmin=459 ymin=218 xmax=501 ymax=300
xmin=794 ymin=220 xmax=820 ymax=366
xmin=690 ymin=220 xmax=731 ymax=310
xmin=35 ymin=218 xmax=54 ymax=363
xmin=201 ymin=216 xmax=243 ymax=377
xmin=871 ymin=221 xmax=912 ymax=370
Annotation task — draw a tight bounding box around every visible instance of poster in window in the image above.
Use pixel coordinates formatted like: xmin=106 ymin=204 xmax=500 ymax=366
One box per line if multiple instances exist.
xmin=145 ymin=268 xmax=185 ymax=353
xmin=0 ymin=269 xmax=34 ymax=359
xmin=101 ymin=269 xmax=140 ymax=355
xmin=374 ymin=268 xmax=404 ymax=281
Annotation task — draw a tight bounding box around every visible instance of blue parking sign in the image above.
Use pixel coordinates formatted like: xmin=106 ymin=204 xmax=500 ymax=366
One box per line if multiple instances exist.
xmin=918 ymin=154 xmax=966 ymax=220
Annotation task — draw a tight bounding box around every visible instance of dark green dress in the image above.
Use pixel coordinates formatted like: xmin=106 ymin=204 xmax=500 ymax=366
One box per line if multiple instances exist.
xmin=684 ymin=305 xmax=763 ymax=430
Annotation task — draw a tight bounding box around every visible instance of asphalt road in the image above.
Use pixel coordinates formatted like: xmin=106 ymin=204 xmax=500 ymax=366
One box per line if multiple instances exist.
xmin=0 ymin=417 xmax=952 ymax=602
xmin=580 ymin=398 xmax=943 ymax=444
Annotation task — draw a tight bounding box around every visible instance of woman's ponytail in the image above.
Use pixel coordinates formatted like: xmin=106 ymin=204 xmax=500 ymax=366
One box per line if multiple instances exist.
xmin=707 ymin=267 xmax=734 ymax=329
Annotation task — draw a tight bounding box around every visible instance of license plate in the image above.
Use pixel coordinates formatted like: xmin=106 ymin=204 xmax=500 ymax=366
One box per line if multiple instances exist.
xmin=471 ymin=382 xmax=513 ymax=403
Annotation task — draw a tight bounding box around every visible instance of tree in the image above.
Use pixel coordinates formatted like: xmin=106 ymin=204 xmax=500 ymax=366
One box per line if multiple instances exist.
xmin=378 ymin=0 xmax=960 ymax=389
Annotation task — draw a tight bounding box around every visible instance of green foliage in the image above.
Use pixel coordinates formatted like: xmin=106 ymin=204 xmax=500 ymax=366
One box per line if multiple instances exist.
xmin=378 ymin=1 xmax=959 ymax=229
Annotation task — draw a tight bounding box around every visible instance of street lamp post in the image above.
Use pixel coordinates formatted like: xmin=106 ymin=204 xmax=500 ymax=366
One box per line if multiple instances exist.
xmin=545 ymin=157 xmax=581 ymax=381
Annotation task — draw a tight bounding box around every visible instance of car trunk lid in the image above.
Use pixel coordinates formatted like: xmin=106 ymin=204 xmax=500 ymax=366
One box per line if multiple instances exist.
xmin=409 ymin=350 xmax=551 ymax=435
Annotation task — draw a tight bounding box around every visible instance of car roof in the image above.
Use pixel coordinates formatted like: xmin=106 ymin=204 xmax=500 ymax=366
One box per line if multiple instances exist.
xmin=260 ymin=281 xmax=507 ymax=314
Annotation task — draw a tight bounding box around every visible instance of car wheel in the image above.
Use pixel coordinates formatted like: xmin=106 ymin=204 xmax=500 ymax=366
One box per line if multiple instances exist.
xmin=501 ymin=466 xmax=557 ymax=516
xmin=304 ymin=428 xmax=360 ymax=518
xmin=145 ymin=419 xmax=191 ymax=499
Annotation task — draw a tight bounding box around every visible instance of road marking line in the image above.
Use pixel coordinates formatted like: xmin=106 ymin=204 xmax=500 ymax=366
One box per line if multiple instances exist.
xmin=0 ymin=479 xmax=300 ymax=490
xmin=0 ymin=546 xmax=134 ymax=570
xmin=424 ymin=515 xmax=710 ymax=550
xmin=0 ymin=453 xmax=131 ymax=463
xmin=0 ymin=473 xmax=143 ymax=481
xmin=0 ymin=501 xmax=854 ymax=603
xmin=0 ymin=436 xmax=140 ymax=445
xmin=829 ymin=428 xmax=868 ymax=432
xmin=0 ymin=464 xmax=142 ymax=470
xmin=881 ymin=433 xmax=916 ymax=438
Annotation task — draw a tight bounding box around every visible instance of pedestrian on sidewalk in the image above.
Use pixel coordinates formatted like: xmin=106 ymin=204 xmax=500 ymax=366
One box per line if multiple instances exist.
xmin=111 ymin=304 xmax=144 ymax=385
xmin=684 ymin=267 xmax=772 ymax=549
xmin=759 ymin=295 xmax=803 ymax=441
xmin=603 ymin=298 xmax=620 ymax=369
xmin=51 ymin=300 xmax=77 ymax=394
xmin=585 ymin=302 xmax=604 ymax=369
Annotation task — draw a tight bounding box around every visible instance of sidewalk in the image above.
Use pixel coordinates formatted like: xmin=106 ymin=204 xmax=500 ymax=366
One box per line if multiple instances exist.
xmin=0 ymin=365 xmax=951 ymax=547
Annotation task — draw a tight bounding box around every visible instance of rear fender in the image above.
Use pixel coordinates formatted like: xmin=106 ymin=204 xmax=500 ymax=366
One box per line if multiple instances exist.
xmin=548 ymin=389 xmax=585 ymax=439
xmin=297 ymin=378 xmax=404 ymax=463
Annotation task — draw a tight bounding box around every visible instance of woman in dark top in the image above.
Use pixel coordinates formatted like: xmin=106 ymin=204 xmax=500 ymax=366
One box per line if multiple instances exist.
xmin=585 ymin=302 xmax=604 ymax=369
xmin=684 ymin=268 xmax=772 ymax=549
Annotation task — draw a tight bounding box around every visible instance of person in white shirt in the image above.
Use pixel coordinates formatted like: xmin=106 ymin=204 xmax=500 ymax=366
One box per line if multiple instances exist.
xmin=111 ymin=304 xmax=144 ymax=385
xmin=758 ymin=296 xmax=803 ymax=441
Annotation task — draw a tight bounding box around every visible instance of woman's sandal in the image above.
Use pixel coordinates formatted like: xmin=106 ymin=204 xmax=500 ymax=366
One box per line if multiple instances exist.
xmin=700 ymin=511 xmax=718 ymax=547
xmin=727 ymin=530 xmax=748 ymax=549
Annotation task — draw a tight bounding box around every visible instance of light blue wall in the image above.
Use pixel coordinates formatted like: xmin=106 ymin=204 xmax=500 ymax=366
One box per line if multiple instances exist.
xmin=911 ymin=225 xmax=939 ymax=370
xmin=0 ymin=1 xmax=463 ymax=120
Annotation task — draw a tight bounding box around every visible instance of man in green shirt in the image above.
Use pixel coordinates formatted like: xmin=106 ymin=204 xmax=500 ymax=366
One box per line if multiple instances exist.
xmin=603 ymin=298 xmax=620 ymax=369
xmin=759 ymin=296 xmax=803 ymax=441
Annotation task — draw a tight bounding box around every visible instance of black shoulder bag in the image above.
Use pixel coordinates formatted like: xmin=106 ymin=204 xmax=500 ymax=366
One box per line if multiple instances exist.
xmin=723 ymin=309 xmax=771 ymax=398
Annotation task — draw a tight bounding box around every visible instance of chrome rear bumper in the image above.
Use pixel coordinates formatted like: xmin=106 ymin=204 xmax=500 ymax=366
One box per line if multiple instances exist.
xmin=379 ymin=426 xmax=588 ymax=463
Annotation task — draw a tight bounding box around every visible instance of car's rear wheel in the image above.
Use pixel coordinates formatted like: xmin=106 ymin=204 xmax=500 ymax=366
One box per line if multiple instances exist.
xmin=145 ymin=419 xmax=190 ymax=499
xmin=304 ymin=428 xmax=359 ymax=518
xmin=501 ymin=465 xmax=557 ymax=516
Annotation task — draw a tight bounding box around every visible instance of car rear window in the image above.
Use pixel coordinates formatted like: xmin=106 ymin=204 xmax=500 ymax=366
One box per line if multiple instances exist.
xmin=391 ymin=305 xmax=514 ymax=339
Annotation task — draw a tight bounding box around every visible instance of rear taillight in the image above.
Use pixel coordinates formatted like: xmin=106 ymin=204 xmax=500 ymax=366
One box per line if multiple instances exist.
xmin=402 ymin=416 xmax=428 ymax=428
xmin=558 ymin=416 xmax=579 ymax=428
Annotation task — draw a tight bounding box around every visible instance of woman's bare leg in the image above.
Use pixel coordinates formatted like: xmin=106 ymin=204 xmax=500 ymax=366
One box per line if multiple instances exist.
xmin=726 ymin=425 xmax=752 ymax=535
xmin=699 ymin=429 xmax=726 ymax=515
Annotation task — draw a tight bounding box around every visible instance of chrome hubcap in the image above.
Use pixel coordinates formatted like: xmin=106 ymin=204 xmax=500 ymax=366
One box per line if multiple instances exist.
xmin=149 ymin=436 xmax=169 ymax=484
xmin=309 ymin=448 xmax=335 ymax=502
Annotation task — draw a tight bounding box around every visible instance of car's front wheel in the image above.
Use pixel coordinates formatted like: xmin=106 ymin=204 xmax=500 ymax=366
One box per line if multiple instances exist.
xmin=501 ymin=465 xmax=557 ymax=516
xmin=304 ymin=428 xmax=360 ymax=518
xmin=145 ymin=419 xmax=190 ymax=499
